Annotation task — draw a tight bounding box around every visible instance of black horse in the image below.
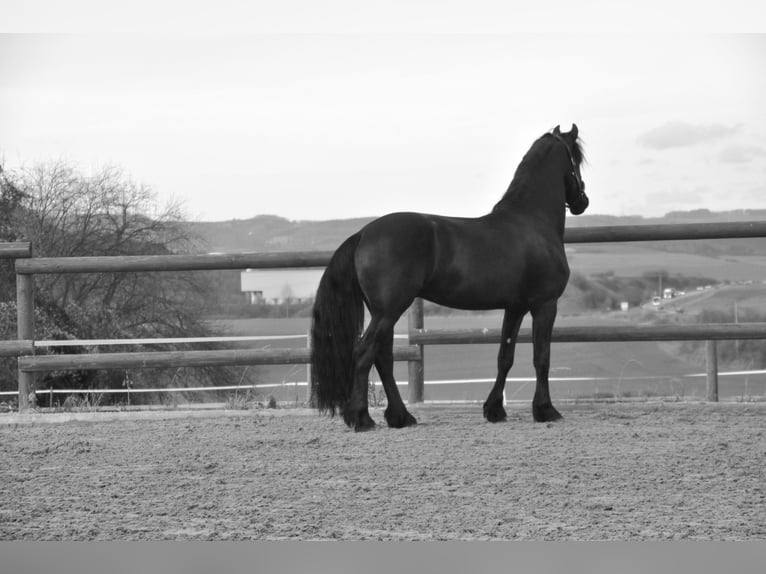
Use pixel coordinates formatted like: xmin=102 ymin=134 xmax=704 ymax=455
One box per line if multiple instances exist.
xmin=310 ymin=124 xmax=588 ymax=431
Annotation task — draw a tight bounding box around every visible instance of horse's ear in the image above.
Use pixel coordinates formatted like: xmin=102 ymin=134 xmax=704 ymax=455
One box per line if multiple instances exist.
xmin=569 ymin=123 xmax=578 ymax=140
xmin=553 ymin=125 xmax=561 ymax=135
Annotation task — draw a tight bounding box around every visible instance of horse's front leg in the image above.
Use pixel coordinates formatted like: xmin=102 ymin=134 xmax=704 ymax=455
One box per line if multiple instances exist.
xmin=530 ymin=299 xmax=563 ymax=422
xmin=483 ymin=306 xmax=526 ymax=422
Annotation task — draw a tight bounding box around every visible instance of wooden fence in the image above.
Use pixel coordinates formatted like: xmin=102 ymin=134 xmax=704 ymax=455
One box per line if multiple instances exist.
xmin=3 ymin=220 xmax=766 ymax=411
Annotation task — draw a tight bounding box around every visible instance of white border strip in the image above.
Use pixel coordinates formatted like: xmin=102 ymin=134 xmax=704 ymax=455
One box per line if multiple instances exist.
xmin=34 ymin=334 xmax=410 ymax=347
xmin=34 ymin=335 xmax=308 ymax=347
xmin=685 ymin=369 xmax=766 ymax=377
xmin=1 ymin=370 xmax=764 ymax=398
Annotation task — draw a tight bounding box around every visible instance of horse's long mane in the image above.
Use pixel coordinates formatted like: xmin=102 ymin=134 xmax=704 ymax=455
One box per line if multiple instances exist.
xmin=493 ymin=131 xmax=585 ymax=212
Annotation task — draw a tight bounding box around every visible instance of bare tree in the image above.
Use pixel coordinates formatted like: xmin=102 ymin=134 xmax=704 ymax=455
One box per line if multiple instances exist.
xmin=0 ymin=163 xmax=28 ymax=301
xmin=17 ymin=163 xmax=204 ymax=325
xmin=1 ymin=161 xmax=236 ymax=399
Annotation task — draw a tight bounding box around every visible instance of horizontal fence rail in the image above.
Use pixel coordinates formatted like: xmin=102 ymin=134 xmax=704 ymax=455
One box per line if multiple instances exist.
xmin=411 ymin=323 xmax=766 ymax=345
xmin=3 ymin=333 xmax=408 ymax=355
xmin=0 ymin=340 xmax=35 ymax=357
xmin=0 ymin=242 xmax=32 ymax=259
xmin=5 ymin=221 xmax=766 ymax=412
xmin=15 ymin=221 xmax=766 ymax=275
xmin=17 ymin=346 xmax=421 ymax=373
xmin=15 ymin=251 xmax=334 ymax=274
xmin=563 ymin=220 xmax=766 ymax=243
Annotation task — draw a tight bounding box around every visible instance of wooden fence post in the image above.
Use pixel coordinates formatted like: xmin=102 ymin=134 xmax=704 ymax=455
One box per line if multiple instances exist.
xmin=16 ymin=273 xmax=35 ymax=412
xmin=408 ymin=298 xmax=424 ymax=404
xmin=706 ymin=340 xmax=719 ymax=402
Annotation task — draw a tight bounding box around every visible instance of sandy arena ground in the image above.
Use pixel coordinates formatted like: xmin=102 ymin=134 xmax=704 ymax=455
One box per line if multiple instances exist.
xmin=1 ymin=402 xmax=765 ymax=540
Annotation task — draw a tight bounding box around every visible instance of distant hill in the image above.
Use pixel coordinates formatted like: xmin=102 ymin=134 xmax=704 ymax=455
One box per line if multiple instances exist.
xmin=189 ymin=215 xmax=373 ymax=253
xmin=187 ymin=209 xmax=766 ymax=255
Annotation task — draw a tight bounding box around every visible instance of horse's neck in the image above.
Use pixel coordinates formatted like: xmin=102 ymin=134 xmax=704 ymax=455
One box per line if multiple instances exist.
xmin=491 ymin=179 xmax=567 ymax=237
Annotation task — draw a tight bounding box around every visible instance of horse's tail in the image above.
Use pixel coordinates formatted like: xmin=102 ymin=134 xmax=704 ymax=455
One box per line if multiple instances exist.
xmin=310 ymin=233 xmax=365 ymax=416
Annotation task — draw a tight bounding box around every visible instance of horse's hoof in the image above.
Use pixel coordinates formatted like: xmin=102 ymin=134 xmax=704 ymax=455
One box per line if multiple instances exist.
xmin=385 ymin=407 xmax=418 ymax=428
xmin=344 ymin=407 xmax=376 ymax=431
xmin=353 ymin=412 xmax=377 ymax=432
xmin=533 ymin=403 xmax=562 ymax=422
xmin=354 ymin=421 xmax=376 ymax=432
xmin=483 ymin=402 xmax=507 ymax=423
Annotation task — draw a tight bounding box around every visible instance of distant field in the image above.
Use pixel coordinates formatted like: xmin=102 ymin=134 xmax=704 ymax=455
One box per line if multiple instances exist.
xmin=209 ymin=308 xmax=766 ymax=404
xmin=569 ymin=246 xmax=766 ymax=282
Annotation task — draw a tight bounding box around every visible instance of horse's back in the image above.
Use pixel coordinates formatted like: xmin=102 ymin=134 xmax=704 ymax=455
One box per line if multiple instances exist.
xmin=356 ymin=212 xmax=437 ymax=264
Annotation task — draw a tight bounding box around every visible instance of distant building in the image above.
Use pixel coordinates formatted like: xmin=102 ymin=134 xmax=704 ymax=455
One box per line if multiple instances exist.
xmin=241 ymin=269 xmax=324 ymax=304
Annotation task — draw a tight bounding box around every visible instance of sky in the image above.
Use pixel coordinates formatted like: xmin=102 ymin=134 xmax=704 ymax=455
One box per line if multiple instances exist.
xmin=1 ymin=4 xmax=766 ymax=222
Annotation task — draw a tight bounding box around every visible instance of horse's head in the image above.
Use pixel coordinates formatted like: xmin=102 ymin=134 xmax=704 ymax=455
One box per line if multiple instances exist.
xmin=552 ymin=124 xmax=588 ymax=215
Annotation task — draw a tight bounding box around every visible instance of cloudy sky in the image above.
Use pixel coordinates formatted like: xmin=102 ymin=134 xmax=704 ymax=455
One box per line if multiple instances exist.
xmin=1 ymin=5 xmax=765 ymax=222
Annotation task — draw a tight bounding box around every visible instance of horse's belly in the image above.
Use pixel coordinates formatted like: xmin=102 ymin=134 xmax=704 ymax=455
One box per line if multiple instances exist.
xmin=420 ymin=268 xmax=524 ymax=311
xmin=420 ymin=251 xmax=568 ymax=311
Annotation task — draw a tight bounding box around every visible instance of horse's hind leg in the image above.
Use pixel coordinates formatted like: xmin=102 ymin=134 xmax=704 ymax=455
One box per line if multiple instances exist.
xmin=483 ymin=306 xmax=526 ymax=422
xmin=374 ymin=324 xmax=417 ymax=428
xmin=345 ymin=324 xmax=378 ymax=431
xmin=345 ymin=314 xmax=400 ymax=431
xmin=530 ymin=300 xmax=563 ymax=422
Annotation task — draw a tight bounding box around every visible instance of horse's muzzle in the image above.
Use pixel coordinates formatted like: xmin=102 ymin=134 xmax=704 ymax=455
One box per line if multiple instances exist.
xmin=568 ymin=190 xmax=589 ymax=215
